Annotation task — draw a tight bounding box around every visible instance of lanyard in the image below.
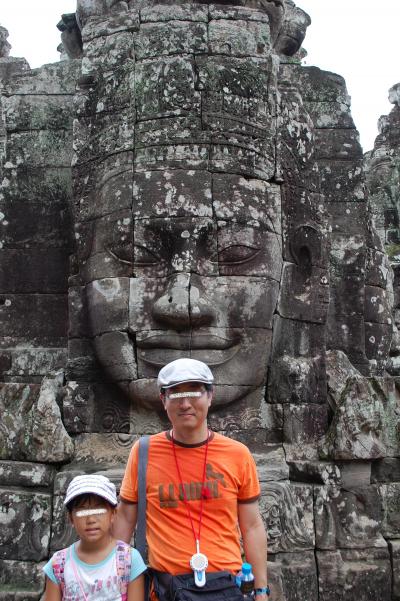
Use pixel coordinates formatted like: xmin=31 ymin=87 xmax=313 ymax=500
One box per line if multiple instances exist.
xmin=171 ymin=430 xmax=210 ymax=553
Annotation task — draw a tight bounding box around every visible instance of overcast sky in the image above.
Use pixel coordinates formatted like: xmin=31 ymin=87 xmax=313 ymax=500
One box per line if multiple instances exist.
xmin=1 ymin=0 xmax=399 ymax=152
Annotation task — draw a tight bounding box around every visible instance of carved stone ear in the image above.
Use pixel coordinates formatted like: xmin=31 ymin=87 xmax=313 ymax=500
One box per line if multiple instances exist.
xmin=289 ymin=225 xmax=321 ymax=274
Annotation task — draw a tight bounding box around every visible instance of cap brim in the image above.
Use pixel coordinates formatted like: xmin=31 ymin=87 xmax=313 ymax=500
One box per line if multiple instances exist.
xmin=161 ymin=378 xmax=214 ymax=389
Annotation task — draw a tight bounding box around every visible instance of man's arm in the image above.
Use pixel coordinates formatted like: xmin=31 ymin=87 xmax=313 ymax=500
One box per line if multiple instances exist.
xmin=113 ymin=499 xmax=138 ymax=544
xmin=238 ymin=501 xmax=269 ymax=599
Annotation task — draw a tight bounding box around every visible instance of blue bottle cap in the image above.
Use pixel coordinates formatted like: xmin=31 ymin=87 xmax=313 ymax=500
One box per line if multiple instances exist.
xmin=242 ymin=563 xmax=252 ymax=574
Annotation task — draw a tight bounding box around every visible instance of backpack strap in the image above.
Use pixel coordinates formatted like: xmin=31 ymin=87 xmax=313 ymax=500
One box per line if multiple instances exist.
xmin=116 ymin=540 xmax=132 ymax=600
xmin=52 ymin=548 xmax=67 ymax=593
xmin=136 ymin=435 xmax=150 ymax=563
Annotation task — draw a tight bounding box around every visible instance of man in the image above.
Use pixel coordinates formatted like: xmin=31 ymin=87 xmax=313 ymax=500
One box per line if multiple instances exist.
xmin=114 ymin=357 xmax=269 ymax=600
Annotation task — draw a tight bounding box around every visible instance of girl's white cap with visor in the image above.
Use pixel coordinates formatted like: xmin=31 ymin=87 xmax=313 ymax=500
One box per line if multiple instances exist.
xmin=64 ymin=474 xmax=118 ymax=507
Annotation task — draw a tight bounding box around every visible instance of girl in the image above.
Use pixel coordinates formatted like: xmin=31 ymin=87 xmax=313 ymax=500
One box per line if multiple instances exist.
xmin=44 ymin=474 xmax=146 ymax=600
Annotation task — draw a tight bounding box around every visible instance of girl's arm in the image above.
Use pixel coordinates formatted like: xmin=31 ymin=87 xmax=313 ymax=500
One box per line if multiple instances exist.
xmin=43 ymin=576 xmax=62 ymax=601
xmin=127 ymin=573 xmax=145 ymax=601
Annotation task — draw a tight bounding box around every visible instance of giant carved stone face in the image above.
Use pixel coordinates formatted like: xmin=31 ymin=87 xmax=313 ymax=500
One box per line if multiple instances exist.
xmin=71 ymin=0 xmax=311 ymax=410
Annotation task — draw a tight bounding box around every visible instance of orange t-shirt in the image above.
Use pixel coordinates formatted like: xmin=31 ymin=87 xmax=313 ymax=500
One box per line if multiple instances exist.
xmin=120 ymin=431 xmax=260 ymax=575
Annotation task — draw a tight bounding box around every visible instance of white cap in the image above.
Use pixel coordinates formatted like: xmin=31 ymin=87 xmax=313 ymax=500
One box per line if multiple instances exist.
xmin=64 ymin=474 xmax=118 ymax=507
xmin=157 ymin=358 xmax=214 ymax=389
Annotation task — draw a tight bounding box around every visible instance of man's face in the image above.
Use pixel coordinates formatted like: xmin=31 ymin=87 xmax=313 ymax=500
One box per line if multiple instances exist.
xmin=161 ymin=382 xmax=212 ymax=432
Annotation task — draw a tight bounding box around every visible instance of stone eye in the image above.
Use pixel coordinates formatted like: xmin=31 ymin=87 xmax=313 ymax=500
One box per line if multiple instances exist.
xmin=107 ymin=244 xmax=133 ymax=265
xmin=218 ymin=244 xmax=260 ymax=265
xmin=134 ymin=244 xmax=162 ymax=266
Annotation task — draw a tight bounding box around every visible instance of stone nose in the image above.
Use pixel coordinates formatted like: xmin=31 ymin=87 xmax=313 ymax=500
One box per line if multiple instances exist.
xmin=152 ymin=273 xmax=215 ymax=331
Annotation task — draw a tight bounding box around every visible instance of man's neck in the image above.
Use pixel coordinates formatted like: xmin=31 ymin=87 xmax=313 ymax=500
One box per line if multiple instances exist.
xmin=171 ymin=424 xmax=209 ymax=445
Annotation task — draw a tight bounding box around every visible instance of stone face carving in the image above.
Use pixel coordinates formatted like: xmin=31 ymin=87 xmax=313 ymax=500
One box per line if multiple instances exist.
xmin=0 ymin=27 xmax=11 ymax=58
xmin=1 ymin=2 xmax=400 ymax=600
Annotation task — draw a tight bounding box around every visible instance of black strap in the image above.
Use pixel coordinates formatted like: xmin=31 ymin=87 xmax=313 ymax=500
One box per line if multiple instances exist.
xmin=136 ymin=435 xmax=150 ymax=563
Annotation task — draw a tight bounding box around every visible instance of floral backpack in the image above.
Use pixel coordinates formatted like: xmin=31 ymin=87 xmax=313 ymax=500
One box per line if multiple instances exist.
xmin=52 ymin=540 xmax=132 ymax=600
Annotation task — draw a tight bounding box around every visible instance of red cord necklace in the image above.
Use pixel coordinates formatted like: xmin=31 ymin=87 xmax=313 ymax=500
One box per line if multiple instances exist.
xmin=171 ymin=429 xmax=210 ymax=587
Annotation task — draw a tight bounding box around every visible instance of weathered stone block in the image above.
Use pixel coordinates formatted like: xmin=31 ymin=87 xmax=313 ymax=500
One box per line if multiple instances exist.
xmin=0 ymin=461 xmax=55 ymax=489
xmin=259 ymin=481 xmax=314 ymax=553
xmin=329 ymin=205 xmax=367 ymax=240
xmin=66 ymin=338 xmax=100 ymax=382
xmin=372 ymin=457 xmax=400 ymax=483
xmin=0 ymin=201 xmax=71 ymax=249
xmin=73 ymin=110 xmax=134 ymax=165
xmin=139 ymin=4 xmax=208 ymax=22
xmin=0 ymin=376 xmax=73 ymax=463
xmin=72 ymin=152 xmax=133 ymax=222
xmin=5 ymin=348 xmax=67 ymax=377
xmin=284 ymin=404 xmax=329 ymax=461
xmin=0 ymin=166 xmax=72 ymax=205
xmin=365 ymin=285 xmax=392 ymax=324
xmin=135 ymin=142 xmax=209 ymax=172
xmin=304 ymin=100 xmax=355 ymax=129
xmin=208 ymin=20 xmax=271 ymax=58
xmin=288 ymin=461 xmax=341 ymax=486
xmin=135 ymin=115 xmax=205 ymax=148
xmin=62 ymin=380 xmax=96 ymax=433
xmin=366 ymin=248 xmax=390 ymax=287
xmin=133 ymin=170 xmax=212 ymax=218
xmin=317 ymin=159 xmax=365 ymax=203
xmin=365 ymin=321 xmax=392 ymax=363
xmin=0 ymin=249 xmax=68 ymax=293
xmin=321 ymin=376 xmax=400 ymax=460
xmin=82 ymin=31 xmax=135 ymax=68
xmin=292 ymin=66 xmax=351 ymax=105
xmin=0 ymin=559 xmax=45 ymax=600
xmin=317 ymin=548 xmax=391 ymax=601
xmin=85 ymin=277 xmax=129 ymax=335
xmin=253 ymin=446 xmax=289 ymax=482
xmin=0 ymin=488 xmax=51 ymax=560
xmin=68 ymin=286 xmax=90 ymax=338
xmin=2 ymin=60 xmax=81 ymax=96
xmin=314 ymin=484 xmax=386 ymax=549
xmin=136 ymin=57 xmax=200 ymax=120
xmin=3 ymin=95 xmax=74 ymax=132
xmin=0 ymin=294 xmax=68 ymax=347
xmin=389 ymin=540 xmax=400 ymax=601
xmin=212 ymin=174 xmax=281 ymax=233
xmin=278 ymin=263 xmax=329 ymax=323
xmin=5 ymin=130 xmax=73 ymax=168
xmin=93 ymin=331 xmax=137 ymax=381
xmin=379 ymin=483 xmax=400 ymax=538
xmin=135 ymin=22 xmax=207 ymax=59
xmin=270 ymin=551 xmax=318 ymax=601
xmin=326 ymin=314 xmax=366 ymax=365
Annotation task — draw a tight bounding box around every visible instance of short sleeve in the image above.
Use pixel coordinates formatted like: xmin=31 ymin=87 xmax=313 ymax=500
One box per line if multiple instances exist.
xmin=237 ymin=447 xmax=260 ymax=503
xmin=43 ymin=557 xmax=59 ymax=584
xmin=119 ymin=440 xmax=140 ymax=503
xmin=129 ymin=547 xmax=147 ymax=581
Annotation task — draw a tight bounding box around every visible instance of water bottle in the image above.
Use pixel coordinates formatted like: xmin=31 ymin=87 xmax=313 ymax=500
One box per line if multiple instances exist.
xmin=235 ymin=562 xmax=255 ymax=597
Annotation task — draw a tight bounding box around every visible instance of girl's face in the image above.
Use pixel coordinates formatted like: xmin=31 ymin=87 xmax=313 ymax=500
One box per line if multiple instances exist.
xmin=69 ymin=495 xmax=115 ymax=546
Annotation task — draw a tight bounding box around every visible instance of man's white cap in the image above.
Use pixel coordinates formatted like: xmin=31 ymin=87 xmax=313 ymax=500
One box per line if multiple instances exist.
xmin=64 ymin=474 xmax=117 ymax=507
xmin=157 ymin=358 xmax=214 ymax=389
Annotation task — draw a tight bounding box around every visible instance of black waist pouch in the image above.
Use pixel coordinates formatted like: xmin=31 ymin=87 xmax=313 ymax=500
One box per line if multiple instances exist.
xmin=152 ymin=570 xmax=244 ymax=601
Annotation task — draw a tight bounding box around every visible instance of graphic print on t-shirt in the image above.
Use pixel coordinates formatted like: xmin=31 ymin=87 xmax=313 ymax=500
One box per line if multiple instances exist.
xmin=159 ymin=463 xmax=227 ymax=508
